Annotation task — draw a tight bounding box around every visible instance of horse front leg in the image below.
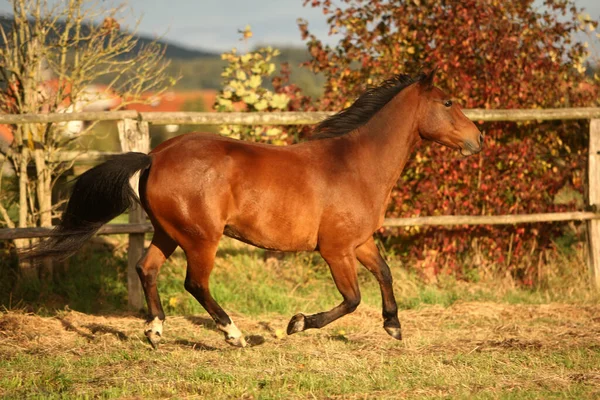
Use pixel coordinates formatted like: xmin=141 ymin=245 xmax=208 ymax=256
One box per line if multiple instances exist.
xmin=287 ymin=250 xmax=361 ymax=335
xmin=356 ymin=237 xmax=401 ymax=340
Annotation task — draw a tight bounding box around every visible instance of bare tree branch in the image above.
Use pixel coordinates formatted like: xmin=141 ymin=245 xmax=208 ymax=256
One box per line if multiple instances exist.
xmin=1 ymin=0 xmax=176 ymax=270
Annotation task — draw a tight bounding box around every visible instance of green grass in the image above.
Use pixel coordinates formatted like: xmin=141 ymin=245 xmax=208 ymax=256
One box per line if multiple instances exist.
xmin=1 ymin=238 xmax=599 ymax=398
xmin=2 ymin=237 xmax=598 ymax=316
xmin=1 ymin=302 xmax=599 ymax=399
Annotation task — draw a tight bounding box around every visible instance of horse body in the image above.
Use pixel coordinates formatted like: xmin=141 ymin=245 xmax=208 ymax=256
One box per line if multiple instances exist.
xmin=145 ymin=136 xmax=375 ymax=253
xmin=31 ymin=71 xmax=483 ymax=348
xmin=145 ymin=86 xmax=422 ymax=256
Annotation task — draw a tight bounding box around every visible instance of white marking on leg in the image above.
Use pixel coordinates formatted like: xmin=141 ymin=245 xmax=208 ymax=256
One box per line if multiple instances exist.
xmin=218 ymin=321 xmax=242 ymax=339
xmin=145 ymin=316 xmax=163 ymax=337
xmin=218 ymin=321 xmax=247 ymax=347
xmin=287 ymin=313 xmax=306 ymax=335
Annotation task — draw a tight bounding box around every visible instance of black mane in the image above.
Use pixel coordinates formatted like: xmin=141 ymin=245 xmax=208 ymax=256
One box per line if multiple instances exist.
xmin=310 ymin=73 xmax=428 ymax=140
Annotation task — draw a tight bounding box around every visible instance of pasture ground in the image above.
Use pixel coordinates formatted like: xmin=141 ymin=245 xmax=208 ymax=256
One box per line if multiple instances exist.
xmin=1 ymin=238 xmax=600 ymax=398
xmin=1 ymin=302 xmax=599 ymax=399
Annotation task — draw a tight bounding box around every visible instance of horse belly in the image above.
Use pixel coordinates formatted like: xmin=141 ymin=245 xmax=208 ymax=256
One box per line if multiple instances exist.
xmin=223 ymin=145 xmax=324 ymax=251
xmin=224 ymin=212 xmax=319 ymax=252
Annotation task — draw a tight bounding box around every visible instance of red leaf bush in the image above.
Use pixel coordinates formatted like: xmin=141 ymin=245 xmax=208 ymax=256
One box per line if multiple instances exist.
xmin=286 ymin=0 xmax=600 ymax=281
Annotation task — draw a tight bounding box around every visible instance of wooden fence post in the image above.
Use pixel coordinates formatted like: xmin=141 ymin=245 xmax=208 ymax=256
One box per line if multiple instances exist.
xmin=588 ymin=119 xmax=600 ymax=289
xmin=117 ymin=118 xmax=150 ymax=309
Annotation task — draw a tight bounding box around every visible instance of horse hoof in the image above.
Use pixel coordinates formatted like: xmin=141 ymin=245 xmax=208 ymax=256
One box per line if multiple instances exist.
xmin=145 ymin=317 xmax=164 ymax=349
xmin=145 ymin=331 xmax=161 ymax=349
xmin=384 ymin=325 xmax=402 ymax=340
xmin=225 ymin=335 xmax=247 ymax=348
xmin=218 ymin=322 xmax=247 ymax=347
xmin=287 ymin=313 xmax=306 ymax=335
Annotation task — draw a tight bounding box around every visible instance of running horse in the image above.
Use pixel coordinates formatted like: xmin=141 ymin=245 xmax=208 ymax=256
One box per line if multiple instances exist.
xmin=30 ymin=70 xmax=483 ymax=348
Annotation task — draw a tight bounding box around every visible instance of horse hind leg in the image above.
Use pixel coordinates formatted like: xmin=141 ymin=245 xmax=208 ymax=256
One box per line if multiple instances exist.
xmin=287 ymin=250 xmax=361 ymax=335
xmin=356 ymin=237 xmax=401 ymax=340
xmin=137 ymin=227 xmax=177 ymax=349
xmin=183 ymin=238 xmax=247 ymax=347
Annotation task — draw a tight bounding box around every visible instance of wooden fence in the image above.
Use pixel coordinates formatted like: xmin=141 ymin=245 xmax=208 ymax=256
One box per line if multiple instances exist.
xmin=1 ymin=108 xmax=600 ymax=307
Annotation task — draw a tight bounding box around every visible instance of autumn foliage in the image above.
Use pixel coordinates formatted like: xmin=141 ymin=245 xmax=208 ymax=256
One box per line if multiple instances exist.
xmin=215 ymin=37 xmax=293 ymax=145
xmin=294 ymin=0 xmax=600 ymax=280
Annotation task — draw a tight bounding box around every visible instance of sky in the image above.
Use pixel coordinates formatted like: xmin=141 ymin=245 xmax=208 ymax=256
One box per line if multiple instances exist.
xmin=121 ymin=0 xmax=335 ymax=52
xmin=0 ymin=0 xmax=599 ymax=53
xmin=112 ymin=0 xmax=600 ymax=53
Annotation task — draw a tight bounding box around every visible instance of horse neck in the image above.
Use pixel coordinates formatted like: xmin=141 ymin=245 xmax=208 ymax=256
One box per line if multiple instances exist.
xmin=352 ymin=87 xmax=422 ymax=192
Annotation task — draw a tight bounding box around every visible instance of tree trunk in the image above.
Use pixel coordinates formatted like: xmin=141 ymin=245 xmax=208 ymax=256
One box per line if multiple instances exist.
xmin=33 ymin=150 xmax=52 ymax=227
xmin=33 ymin=146 xmax=54 ymax=278
xmin=14 ymin=145 xmax=35 ymax=278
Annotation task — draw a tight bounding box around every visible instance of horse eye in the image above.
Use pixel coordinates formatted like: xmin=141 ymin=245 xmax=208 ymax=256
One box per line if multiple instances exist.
xmin=444 ymin=100 xmax=453 ymax=108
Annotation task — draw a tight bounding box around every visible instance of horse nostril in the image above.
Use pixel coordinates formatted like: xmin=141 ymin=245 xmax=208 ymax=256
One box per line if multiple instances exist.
xmin=479 ymin=133 xmax=484 ymax=146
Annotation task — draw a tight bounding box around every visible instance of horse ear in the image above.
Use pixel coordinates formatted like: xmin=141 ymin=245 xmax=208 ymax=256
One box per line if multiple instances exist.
xmin=420 ymin=67 xmax=438 ymax=89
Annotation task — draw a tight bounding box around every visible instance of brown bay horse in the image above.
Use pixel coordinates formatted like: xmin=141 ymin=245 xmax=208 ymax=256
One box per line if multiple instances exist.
xmin=31 ymin=71 xmax=483 ymax=348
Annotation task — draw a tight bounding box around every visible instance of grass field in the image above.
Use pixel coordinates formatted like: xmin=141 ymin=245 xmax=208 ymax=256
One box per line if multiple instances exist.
xmin=1 ymin=238 xmax=599 ymax=398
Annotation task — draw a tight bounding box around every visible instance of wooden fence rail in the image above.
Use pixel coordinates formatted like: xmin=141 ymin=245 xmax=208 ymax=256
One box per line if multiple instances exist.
xmin=0 ymin=151 xmax=119 ymax=164
xmin=0 ymin=107 xmax=600 ymax=125
xmin=2 ymin=211 xmax=600 ymax=241
xmin=0 ymin=223 xmax=154 ymax=240
xmin=1 ymin=108 xmax=600 ymax=303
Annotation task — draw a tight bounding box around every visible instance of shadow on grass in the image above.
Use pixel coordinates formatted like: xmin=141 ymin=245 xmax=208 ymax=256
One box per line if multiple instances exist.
xmin=83 ymin=323 xmax=128 ymax=341
xmin=183 ymin=316 xmax=266 ymax=347
xmin=172 ymin=339 xmax=217 ymax=351
xmin=58 ymin=318 xmax=95 ymax=341
xmin=246 ymin=335 xmax=266 ymax=347
xmin=328 ymin=333 xmax=350 ymax=343
xmin=185 ymin=315 xmax=217 ymax=330
xmin=58 ymin=319 xmax=129 ymax=342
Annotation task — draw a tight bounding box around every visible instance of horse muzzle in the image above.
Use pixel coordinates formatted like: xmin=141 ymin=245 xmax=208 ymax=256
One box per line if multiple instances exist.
xmin=460 ymin=133 xmax=484 ymax=156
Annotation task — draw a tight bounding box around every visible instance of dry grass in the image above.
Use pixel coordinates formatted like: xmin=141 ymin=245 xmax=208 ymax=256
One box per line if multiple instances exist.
xmin=1 ymin=301 xmax=599 ymax=399
xmin=1 ymin=237 xmax=600 ymax=398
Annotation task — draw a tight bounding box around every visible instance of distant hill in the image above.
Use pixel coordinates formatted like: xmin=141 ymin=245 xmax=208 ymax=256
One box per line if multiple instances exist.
xmin=0 ymin=15 xmax=324 ymax=96
xmin=0 ymin=15 xmax=218 ymax=59
xmin=167 ymin=46 xmax=324 ymax=98
xmin=132 ymin=33 xmax=218 ymax=60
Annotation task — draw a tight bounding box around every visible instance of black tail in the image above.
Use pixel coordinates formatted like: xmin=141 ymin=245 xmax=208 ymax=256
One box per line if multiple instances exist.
xmin=25 ymin=152 xmax=152 ymax=259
